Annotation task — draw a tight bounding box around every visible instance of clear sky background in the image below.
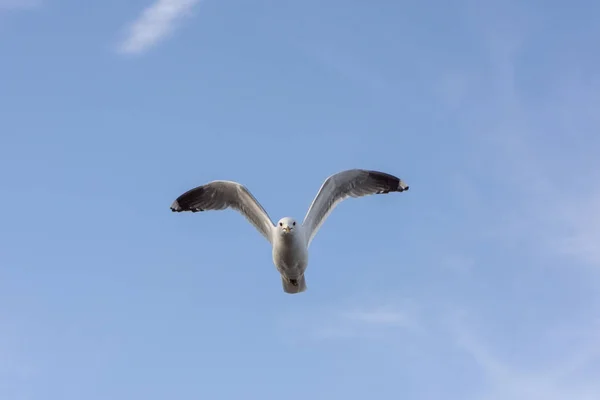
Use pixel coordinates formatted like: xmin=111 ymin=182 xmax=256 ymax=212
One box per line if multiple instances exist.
xmin=1 ymin=0 xmax=600 ymax=399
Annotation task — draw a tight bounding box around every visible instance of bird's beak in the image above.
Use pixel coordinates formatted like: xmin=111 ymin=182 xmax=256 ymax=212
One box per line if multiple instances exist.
xmin=283 ymin=226 xmax=291 ymax=232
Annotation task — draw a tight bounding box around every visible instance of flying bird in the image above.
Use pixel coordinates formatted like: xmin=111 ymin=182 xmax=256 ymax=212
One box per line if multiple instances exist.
xmin=170 ymin=169 xmax=409 ymax=294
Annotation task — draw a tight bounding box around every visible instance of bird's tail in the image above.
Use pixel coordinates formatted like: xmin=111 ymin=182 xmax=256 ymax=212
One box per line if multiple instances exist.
xmin=281 ymin=275 xmax=307 ymax=294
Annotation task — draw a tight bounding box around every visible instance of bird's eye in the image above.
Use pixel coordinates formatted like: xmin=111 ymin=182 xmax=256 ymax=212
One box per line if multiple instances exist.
xmin=293 ymin=222 xmax=296 ymax=226
xmin=279 ymin=222 xmax=283 ymax=226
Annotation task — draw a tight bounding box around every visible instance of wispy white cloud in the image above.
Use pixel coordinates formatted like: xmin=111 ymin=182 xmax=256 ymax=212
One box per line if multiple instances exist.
xmin=558 ymin=191 xmax=600 ymax=267
xmin=431 ymin=0 xmax=600 ymax=271
xmin=0 ymin=0 xmax=40 ymax=10
xmin=320 ymin=307 xmax=419 ymax=339
xmin=0 ymin=326 xmax=36 ymax=400
xmin=117 ymin=0 xmax=202 ymax=55
xmin=427 ymin=3 xmax=600 ymax=394
xmin=449 ymin=315 xmax=600 ymax=400
xmin=278 ymin=298 xmax=421 ymax=342
xmin=340 ymin=308 xmax=415 ymax=327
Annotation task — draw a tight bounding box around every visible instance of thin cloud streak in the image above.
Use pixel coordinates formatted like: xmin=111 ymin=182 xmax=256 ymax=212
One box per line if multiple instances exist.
xmin=280 ymin=303 xmax=422 ymax=342
xmin=314 ymin=307 xmax=419 ymax=340
xmin=431 ymin=1 xmax=600 ymax=270
xmin=340 ymin=307 xmax=417 ymax=328
xmin=117 ymin=0 xmax=202 ymax=55
xmin=449 ymin=317 xmax=600 ymax=400
xmin=0 ymin=0 xmax=40 ymax=10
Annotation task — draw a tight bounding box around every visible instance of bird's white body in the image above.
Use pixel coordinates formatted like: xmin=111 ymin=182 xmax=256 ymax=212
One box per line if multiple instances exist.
xmin=170 ymin=168 xmax=409 ymax=294
xmin=271 ymin=217 xmax=308 ymax=293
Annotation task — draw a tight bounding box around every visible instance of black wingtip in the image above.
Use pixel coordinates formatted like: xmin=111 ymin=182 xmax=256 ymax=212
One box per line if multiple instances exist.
xmin=169 ymin=185 xmax=208 ymax=213
xmin=366 ymin=170 xmax=409 ymax=194
xmin=170 ymin=198 xmax=204 ymax=213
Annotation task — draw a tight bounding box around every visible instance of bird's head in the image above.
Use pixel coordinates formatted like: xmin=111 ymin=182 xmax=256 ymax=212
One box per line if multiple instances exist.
xmin=277 ymin=217 xmax=297 ymax=235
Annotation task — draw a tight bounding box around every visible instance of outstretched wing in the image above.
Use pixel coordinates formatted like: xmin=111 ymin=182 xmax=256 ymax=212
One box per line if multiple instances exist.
xmin=170 ymin=180 xmax=275 ymax=243
xmin=302 ymin=169 xmax=409 ymax=247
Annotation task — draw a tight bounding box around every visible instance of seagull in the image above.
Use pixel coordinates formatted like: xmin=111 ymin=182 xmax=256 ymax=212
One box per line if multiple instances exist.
xmin=170 ymin=169 xmax=409 ymax=294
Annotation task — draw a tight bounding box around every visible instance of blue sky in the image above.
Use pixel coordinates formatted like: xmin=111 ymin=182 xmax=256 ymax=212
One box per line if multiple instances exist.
xmin=1 ymin=0 xmax=600 ymax=398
